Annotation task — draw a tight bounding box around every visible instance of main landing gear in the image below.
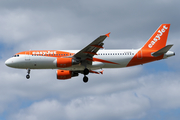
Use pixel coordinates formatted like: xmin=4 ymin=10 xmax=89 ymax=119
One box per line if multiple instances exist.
xmin=83 ymin=68 xmax=89 ymax=83
xmin=26 ymin=68 xmax=30 ymax=79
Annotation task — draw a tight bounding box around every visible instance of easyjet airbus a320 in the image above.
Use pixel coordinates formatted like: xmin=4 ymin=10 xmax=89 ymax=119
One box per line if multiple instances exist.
xmin=5 ymin=24 xmax=175 ymax=83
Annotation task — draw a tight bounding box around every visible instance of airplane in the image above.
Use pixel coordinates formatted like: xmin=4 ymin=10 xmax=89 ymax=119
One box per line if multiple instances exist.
xmin=5 ymin=24 xmax=175 ymax=83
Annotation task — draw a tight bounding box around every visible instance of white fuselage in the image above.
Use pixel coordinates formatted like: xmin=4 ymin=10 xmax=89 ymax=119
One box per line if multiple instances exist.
xmin=5 ymin=49 xmax=139 ymax=71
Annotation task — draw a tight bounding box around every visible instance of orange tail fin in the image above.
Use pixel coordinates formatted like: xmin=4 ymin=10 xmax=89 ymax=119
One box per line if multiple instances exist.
xmin=127 ymin=24 xmax=171 ymax=67
xmin=141 ymin=24 xmax=170 ymax=50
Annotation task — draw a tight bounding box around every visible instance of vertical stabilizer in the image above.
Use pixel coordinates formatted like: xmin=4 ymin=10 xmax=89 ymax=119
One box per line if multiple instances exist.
xmin=127 ymin=24 xmax=171 ymax=67
xmin=141 ymin=24 xmax=170 ymax=50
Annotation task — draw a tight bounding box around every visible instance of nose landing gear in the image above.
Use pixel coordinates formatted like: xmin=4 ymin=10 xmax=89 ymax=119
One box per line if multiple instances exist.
xmin=26 ymin=68 xmax=30 ymax=79
xmin=83 ymin=76 xmax=88 ymax=83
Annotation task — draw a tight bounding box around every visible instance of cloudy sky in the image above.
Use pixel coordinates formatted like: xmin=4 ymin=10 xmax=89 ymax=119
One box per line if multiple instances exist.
xmin=0 ymin=0 xmax=180 ymax=120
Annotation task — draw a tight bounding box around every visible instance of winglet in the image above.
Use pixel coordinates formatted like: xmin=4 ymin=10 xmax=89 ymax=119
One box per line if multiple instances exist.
xmin=89 ymin=70 xmax=104 ymax=74
xmin=105 ymin=32 xmax=111 ymax=37
xmin=100 ymin=70 xmax=104 ymax=74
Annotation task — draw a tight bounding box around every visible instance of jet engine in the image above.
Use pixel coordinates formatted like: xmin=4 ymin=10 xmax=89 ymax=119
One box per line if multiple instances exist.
xmin=56 ymin=70 xmax=78 ymax=80
xmin=55 ymin=58 xmax=80 ymax=68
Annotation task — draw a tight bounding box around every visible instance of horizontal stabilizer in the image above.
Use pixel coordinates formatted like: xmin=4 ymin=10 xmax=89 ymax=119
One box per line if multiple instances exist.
xmin=152 ymin=44 xmax=173 ymax=57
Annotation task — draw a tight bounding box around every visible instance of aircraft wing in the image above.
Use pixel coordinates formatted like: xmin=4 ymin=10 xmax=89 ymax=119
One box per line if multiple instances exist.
xmin=73 ymin=33 xmax=110 ymax=64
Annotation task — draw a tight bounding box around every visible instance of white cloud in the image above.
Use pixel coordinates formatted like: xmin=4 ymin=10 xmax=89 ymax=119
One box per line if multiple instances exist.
xmin=137 ymin=72 xmax=180 ymax=109
xmin=9 ymin=70 xmax=180 ymax=120
xmin=9 ymin=92 xmax=149 ymax=120
xmin=10 ymin=100 xmax=65 ymax=120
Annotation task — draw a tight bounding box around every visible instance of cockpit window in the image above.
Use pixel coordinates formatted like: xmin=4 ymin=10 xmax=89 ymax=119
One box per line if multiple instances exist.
xmin=13 ymin=54 xmax=19 ymax=57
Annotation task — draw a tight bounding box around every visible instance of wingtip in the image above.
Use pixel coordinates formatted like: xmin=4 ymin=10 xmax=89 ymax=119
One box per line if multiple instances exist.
xmin=105 ymin=32 xmax=111 ymax=37
xmin=100 ymin=70 xmax=104 ymax=74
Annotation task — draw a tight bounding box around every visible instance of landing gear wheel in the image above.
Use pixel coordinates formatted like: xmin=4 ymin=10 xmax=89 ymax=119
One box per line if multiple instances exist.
xmin=26 ymin=75 xmax=30 ymax=79
xmin=83 ymin=68 xmax=89 ymax=75
xmin=26 ymin=68 xmax=31 ymax=79
xmin=83 ymin=76 xmax=88 ymax=83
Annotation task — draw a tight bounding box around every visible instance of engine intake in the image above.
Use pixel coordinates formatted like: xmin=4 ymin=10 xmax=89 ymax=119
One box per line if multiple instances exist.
xmin=55 ymin=58 xmax=80 ymax=68
xmin=56 ymin=70 xmax=78 ymax=80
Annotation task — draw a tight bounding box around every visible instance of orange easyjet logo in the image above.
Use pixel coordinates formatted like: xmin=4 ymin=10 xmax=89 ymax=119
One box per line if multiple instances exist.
xmin=148 ymin=25 xmax=168 ymax=48
xmin=32 ymin=51 xmax=56 ymax=55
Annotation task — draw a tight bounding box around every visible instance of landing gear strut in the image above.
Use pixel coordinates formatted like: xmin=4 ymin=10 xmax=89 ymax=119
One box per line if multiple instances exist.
xmin=26 ymin=68 xmax=30 ymax=79
xmin=83 ymin=68 xmax=89 ymax=83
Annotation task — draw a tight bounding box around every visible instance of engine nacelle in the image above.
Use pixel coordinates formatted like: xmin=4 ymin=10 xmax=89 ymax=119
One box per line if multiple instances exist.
xmin=56 ymin=70 xmax=78 ymax=80
xmin=55 ymin=58 xmax=80 ymax=68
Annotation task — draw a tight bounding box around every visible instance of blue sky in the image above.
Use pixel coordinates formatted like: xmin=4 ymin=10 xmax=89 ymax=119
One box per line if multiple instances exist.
xmin=0 ymin=0 xmax=180 ymax=120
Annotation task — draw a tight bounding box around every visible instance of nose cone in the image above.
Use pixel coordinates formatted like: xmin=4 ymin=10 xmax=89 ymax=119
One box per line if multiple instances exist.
xmin=5 ymin=58 xmax=14 ymax=67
